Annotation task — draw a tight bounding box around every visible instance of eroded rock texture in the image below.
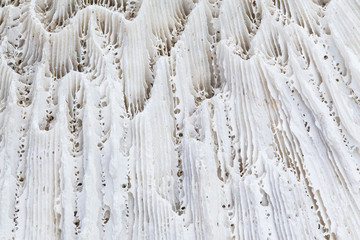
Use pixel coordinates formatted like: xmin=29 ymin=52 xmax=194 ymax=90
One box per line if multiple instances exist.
xmin=0 ymin=0 xmax=360 ymax=239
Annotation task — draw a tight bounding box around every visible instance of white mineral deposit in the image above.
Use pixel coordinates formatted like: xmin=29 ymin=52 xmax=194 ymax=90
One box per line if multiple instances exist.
xmin=0 ymin=0 xmax=359 ymax=239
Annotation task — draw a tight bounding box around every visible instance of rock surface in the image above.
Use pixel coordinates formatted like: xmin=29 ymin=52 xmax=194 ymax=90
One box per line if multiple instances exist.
xmin=0 ymin=0 xmax=360 ymax=239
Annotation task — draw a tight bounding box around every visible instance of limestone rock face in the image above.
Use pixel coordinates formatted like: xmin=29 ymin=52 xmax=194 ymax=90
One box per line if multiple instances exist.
xmin=0 ymin=0 xmax=360 ymax=239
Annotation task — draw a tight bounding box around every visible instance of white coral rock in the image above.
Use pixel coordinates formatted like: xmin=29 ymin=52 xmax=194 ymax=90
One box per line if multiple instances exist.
xmin=0 ymin=0 xmax=360 ymax=239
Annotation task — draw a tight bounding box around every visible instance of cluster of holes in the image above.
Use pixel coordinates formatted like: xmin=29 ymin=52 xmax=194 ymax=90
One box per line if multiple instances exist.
xmin=73 ymin=210 xmax=80 ymax=235
xmin=326 ymin=47 xmax=347 ymax=81
xmin=68 ymin=101 xmax=83 ymax=137
xmin=154 ymin=26 xmax=183 ymax=57
xmin=270 ymin=0 xmax=292 ymax=26
xmin=212 ymin=98 xmax=234 ymax=181
xmin=101 ymin=170 xmax=110 ymax=230
xmin=95 ymin=16 xmax=109 ymax=44
xmin=223 ymin=98 xmax=237 ymax=172
xmin=205 ymin=3 xmax=222 ymax=90
xmin=223 ymin=201 xmax=236 ymax=239
xmin=124 ymin=190 xmax=133 ymax=220
xmin=168 ymin=72 xmax=187 ymax=215
xmin=11 ymin=76 xmax=34 ymax=235
xmin=310 ymin=62 xmax=355 ymax=150
xmin=40 ymin=108 xmax=55 ymax=131
xmin=210 ymin=0 xmax=222 ymax=18
xmin=221 ymin=203 xmax=232 ymax=209
xmin=257 ymin=184 xmax=272 ymax=223
xmin=17 ymin=85 xmax=32 ymax=108
xmin=96 ymin=100 xmax=109 ymax=151
xmin=221 ymin=93 xmax=251 ymax=177
xmin=67 ymin=87 xmax=84 ymax=235
xmin=96 ymin=99 xmax=112 ymax=231
xmin=12 ymin=125 xmax=27 ymax=234
xmin=272 ymin=140 xmax=301 ymax=180
xmin=155 ymin=38 xmax=171 ymax=57
xmin=223 ymin=199 xmax=237 ymax=239
xmin=102 ymin=206 xmax=111 ymax=228
xmin=246 ymin=0 xmax=262 ymax=37
xmin=123 ymin=1 xmax=140 ymax=20
xmin=39 ymin=78 xmax=59 ymax=130
xmin=5 ymin=33 xmax=27 ymax=75
xmin=77 ymin=36 xmax=88 ymax=73
xmin=175 ymin=200 xmax=186 ymax=216
xmin=209 ymin=38 xmax=221 ymax=89
xmin=113 ymin=47 xmax=122 ymax=78
xmin=73 ymin=179 xmax=82 ymax=236
xmin=322 ymin=50 xmax=359 ymax=150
